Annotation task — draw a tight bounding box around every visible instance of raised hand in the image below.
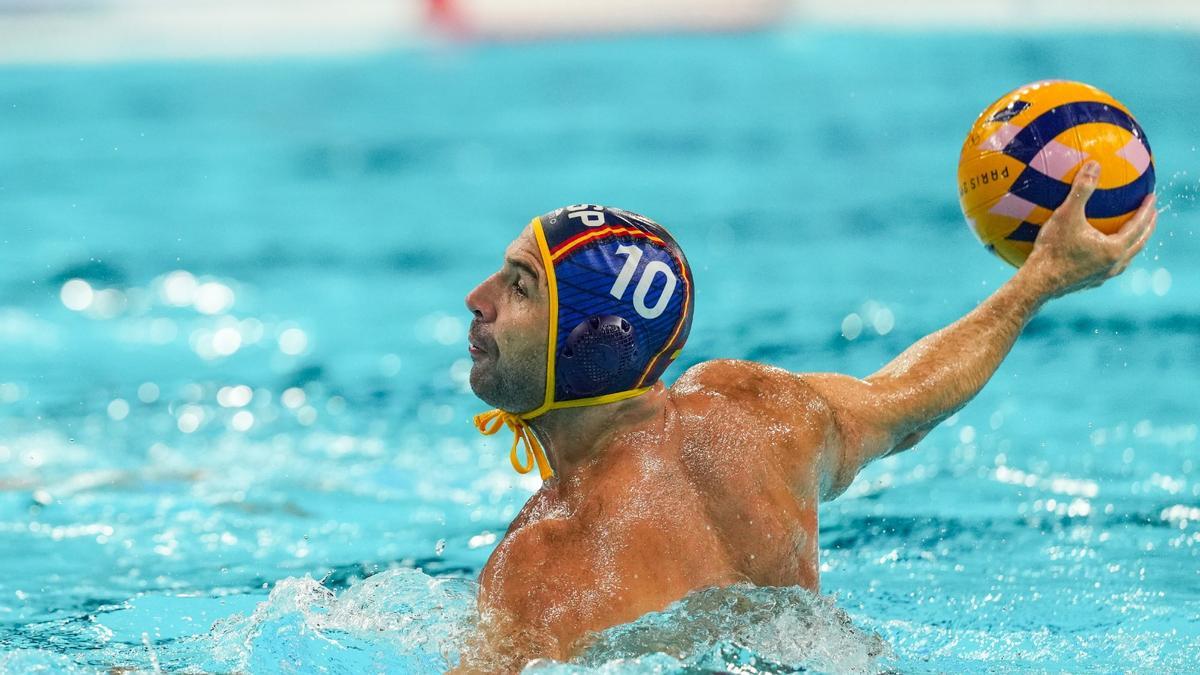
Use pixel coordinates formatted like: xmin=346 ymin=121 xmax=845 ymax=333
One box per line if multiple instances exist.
xmin=1022 ymin=160 xmax=1158 ymax=299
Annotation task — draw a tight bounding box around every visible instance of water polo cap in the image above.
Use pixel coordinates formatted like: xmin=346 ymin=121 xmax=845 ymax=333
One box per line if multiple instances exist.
xmin=474 ymin=204 xmax=695 ymax=480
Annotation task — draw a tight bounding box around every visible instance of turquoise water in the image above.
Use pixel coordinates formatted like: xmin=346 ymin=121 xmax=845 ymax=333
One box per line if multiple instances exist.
xmin=1 ymin=30 xmax=1197 ymax=672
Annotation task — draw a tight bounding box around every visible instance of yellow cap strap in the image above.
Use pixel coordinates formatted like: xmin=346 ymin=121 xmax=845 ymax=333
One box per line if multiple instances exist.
xmin=473 ymin=409 xmax=554 ymax=480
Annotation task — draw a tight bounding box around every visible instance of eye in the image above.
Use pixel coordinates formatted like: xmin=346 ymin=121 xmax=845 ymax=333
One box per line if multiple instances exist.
xmin=511 ymin=278 xmax=527 ymax=297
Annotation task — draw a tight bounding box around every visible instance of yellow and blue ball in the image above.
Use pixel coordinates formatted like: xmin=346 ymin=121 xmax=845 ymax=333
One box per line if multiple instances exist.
xmin=958 ymin=80 xmax=1154 ymax=267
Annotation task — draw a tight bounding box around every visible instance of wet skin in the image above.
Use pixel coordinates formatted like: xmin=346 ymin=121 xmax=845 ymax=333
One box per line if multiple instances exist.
xmin=468 ymin=364 xmax=842 ymax=667
xmin=459 ymin=165 xmax=1157 ymax=670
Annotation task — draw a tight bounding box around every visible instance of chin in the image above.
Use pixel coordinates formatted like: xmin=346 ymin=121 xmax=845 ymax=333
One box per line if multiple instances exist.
xmin=469 ymin=365 xmax=502 ymax=408
xmin=469 ymin=364 xmax=542 ymax=413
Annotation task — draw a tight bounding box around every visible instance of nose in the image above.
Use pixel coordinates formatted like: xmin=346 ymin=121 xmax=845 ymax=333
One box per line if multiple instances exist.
xmin=465 ymin=277 xmax=496 ymax=322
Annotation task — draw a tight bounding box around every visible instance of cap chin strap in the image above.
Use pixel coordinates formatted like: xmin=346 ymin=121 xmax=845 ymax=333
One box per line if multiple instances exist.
xmin=473 ymin=386 xmax=651 ymax=481
xmin=473 ymin=408 xmax=553 ymax=480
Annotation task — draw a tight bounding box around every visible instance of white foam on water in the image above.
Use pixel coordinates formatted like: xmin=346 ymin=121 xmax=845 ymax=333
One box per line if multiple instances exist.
xmin=185 ymin=572 xmax=888 ymax=674
xmin=542 ymin=583 xmax=890 ymax=674
xmin=204 ymin=568 xmax=478 ymax=672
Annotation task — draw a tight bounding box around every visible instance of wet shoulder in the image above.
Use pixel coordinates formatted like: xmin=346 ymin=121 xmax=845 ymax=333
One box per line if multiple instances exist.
xmin=667 ymin=359 xmax=837 ymax=486
xmin=670 ymin=359 xmax=829 ymax=419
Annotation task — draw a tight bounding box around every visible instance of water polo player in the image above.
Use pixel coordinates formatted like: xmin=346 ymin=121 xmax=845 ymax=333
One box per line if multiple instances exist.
xmin=459 ymin=167 xmax=1156 ymax=670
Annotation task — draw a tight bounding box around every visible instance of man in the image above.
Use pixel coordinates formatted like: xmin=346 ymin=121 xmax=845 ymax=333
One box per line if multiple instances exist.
xmin=460 ymin=162 xmax=1155 ymax=671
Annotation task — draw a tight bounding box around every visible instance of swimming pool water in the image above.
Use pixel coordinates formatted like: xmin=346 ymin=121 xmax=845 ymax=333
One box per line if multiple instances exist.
xmin=0 ymin=30 xmax=1197 ymax=672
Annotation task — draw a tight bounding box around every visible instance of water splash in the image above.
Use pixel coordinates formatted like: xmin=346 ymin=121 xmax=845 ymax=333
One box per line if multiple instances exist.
xmin=112 ymin=573 xmax=889 ymax=674
xmin=202 ymin=568 xmax=477 ymax=673
xmin=540 ymin=584 xmax=890 ymax=674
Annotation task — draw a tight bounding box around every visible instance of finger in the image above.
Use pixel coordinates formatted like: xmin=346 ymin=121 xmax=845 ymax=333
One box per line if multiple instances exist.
xmin=1109 ymin=255 xmax=1132 ymax=277
xmin=1108 ymin=220 xmax=1157 ymax=281
xmin=1114 ymin=209 xmax=1157 ymax=267
xmin=1114 ymin=193 xmax=1157 ymax=245
xmin=1059 ymin=160 xmax=1101 ymax=220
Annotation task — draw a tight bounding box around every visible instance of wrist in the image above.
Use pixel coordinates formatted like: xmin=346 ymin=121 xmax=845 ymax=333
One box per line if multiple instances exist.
xmin=1008 ymin=263 xmax=1054 ymax=312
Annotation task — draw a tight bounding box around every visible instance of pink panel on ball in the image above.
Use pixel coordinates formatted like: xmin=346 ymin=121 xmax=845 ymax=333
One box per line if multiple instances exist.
xmin=1116 ymin=137 xmax=1152 ymax=174
xmin=977 ymin=123 xmax=1022 ymax=152
xmin=989 ymin=192 xmax=1038 ymax=221
xmin=1030 ymin=140 xmax=1087 ymax=180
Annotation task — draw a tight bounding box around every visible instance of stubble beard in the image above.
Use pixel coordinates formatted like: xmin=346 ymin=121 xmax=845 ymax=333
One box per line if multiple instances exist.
xmin=469 ymin=346 xmax=546 ymax=414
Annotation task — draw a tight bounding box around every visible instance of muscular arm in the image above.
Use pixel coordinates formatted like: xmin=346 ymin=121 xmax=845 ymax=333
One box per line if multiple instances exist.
xmin=802 ymin=162 xmax=1157 ymax=498
xmin=801 ymin=265 xmax=1045 ymax=492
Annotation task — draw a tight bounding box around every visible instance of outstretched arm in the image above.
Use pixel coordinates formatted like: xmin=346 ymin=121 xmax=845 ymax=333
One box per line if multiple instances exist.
xmin=806 ymin=161 xmax=1157 ymax=498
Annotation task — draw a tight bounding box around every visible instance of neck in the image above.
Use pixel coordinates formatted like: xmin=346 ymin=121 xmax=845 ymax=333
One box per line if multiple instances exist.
xmin=526 ymin=382 xmax=667 ymax=480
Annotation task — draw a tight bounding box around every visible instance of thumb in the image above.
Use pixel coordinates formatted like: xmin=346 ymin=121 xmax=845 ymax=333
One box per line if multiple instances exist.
xmin=1059 ymin=160 xmax=1101 ymax=220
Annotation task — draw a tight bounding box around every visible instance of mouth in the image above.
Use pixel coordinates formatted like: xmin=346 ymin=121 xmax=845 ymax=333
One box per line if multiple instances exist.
xmin=468 ymin=327 xmax=494 ymax=359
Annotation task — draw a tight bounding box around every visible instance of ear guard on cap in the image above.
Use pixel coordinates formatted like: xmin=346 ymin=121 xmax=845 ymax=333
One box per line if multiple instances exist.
xmin=560 ymin=315 xmax=639 ymax=397
xmin=474 ymin=205 xmax=694 ymax=481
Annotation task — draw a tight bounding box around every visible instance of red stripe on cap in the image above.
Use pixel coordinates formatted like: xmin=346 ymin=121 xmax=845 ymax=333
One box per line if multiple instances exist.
xmin=550 ymin=226 xmax=666 ymax=261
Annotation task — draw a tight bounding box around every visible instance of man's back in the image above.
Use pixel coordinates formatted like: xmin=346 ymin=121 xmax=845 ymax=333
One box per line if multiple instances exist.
xmin=474 ymin=360 xmax=836 ymax=665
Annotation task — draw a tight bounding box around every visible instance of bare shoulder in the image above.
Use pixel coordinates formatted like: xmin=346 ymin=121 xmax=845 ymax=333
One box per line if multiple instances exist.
xmin=671 ymin=359 xmax=831 ymax=420
xmin=668 ymin=359 xmax=850 ymax=497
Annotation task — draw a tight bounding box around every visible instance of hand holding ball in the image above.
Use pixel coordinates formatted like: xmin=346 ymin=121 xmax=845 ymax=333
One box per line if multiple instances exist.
xmin=957 ymin=80 xmax=1155 ymax=268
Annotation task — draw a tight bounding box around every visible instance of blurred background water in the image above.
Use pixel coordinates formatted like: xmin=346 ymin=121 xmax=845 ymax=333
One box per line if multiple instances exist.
xmin=0 ymin=9 xmax=1198 ymax=673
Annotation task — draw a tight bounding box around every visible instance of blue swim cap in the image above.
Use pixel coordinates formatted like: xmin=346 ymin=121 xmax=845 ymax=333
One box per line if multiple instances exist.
xmin=539 ymin=204 xmax=694 ymax=403
xmin=474 ymin=204 xmax=694 ymax=480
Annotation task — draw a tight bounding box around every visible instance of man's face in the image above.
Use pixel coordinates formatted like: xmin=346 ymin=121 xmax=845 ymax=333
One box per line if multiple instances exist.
xmin=465 ymin=225 xmax=550 ymax=413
